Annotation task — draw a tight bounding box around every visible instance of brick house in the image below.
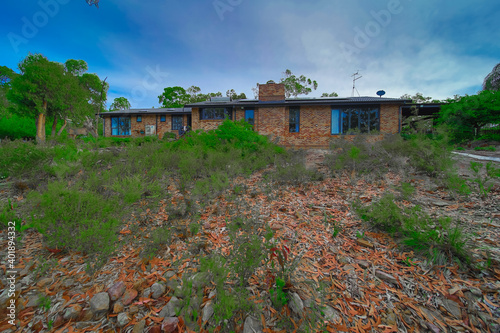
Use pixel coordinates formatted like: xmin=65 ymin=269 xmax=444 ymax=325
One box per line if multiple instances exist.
xmin=100 ymin=108 xmax=192 ymax=139
xmin=186 ymin=82 xmax=411 ymax=148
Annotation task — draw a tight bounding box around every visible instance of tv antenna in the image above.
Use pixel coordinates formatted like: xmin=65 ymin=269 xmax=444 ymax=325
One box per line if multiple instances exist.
xmin=351 ymin=71 xmax=362 ymax=97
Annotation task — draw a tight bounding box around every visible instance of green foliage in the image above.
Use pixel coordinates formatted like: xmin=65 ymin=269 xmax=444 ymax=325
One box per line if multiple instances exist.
xmin=0 ymin=199 xmax=21 ymax=230
xmin=438 ymin=90 xmax=500 ymax=142
xmin=355 ymin=193 xmax=470 ymax=264
xmin=28 ymin=181 xmax=120 ymax=260
xmin=279 ymin=69 xmax=318 ymax=98
xmin=264 ymin=149 xmax=324 ymax=184
xmin=110 ymin=97 xmax=131 ymax=111
xmin=270 ymin=277 xmax=288 ymax=309
xmin=37 ymin=295 xmax=51 ymax=311
xmin=469 ymin=161 xmax=500 ymax=197
xmin=158 ymin=86 xmax=189 ymax=108
xmin=474 ymin=145 xmax=496 ymax=151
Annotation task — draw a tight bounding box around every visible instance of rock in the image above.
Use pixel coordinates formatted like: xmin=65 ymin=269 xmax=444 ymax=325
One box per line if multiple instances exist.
xmin=149 ymin=325 xmax=162 ymax=333
xmin=161 ymin=317 xmax=179 ymax=333
xmin=303 ymin=298 xmax=314 ymax=308
xmin=116 ymin=312 xmax=130 ymax=327
xmin=288 ymin=292 xmax=304 ymax=317
xmin=151 ymin=282 xmax=166 ymax=299
xmin=375 ymin=270 xmax=398 ymax=285
xmin=190 ymin=272 xmax=211 ymax=291
xmin=0 ymin=288 xmax=11 ymax=310
xmin=174 ymin=286 xmax=183 ymax=298
xmin=132 ymin=319 xmax=146 ymax=333
xmin=133 ymin=278 xmax=147 ymax=291
xmin=208 ymin=290 xmax=217 ymax=299
xmin=323 ymin=305 xmax=341 ymax=322
xmin=202 ymin=301 xmax=214 ymax=322
xmin=63 ymin=304 xmax=82 ymax=321
xmin=432 ymin=199 xmax=451 ymax=207
xmin=338 ymin=257 xmax=350 ymax=265
xmin=62 ymin=278 xmax=75 ymax=288
xmin=357 ymin=260 xmax=370 ymax=269
xmin=52 ymin=314 xmax=65 ymax=328
xmin=469 ymin=287 xmax=483 ymax=298
xmin=164 ymin=271 xmax=176 ymax=279
xmin=344 ymin=265 xmax=356 ymax=274
xmin=113 ymin=301 xmax=124 ymax=314
xmin=21 ymin=276 xmax=32 ymax=286
xmin=89 ymin=292 xmax=110 ymax=317
xmin=159 ymin=296 xmax=181 ymax=318
xmin=120 ymin=289 xmax=138 ymax=306
xmin=142 ymin=287 xmax=151 ymax=298
xmin=80 ymin=308 xmax=94 ymax=322
xmin=190 ymin=295 xmax=201 ymax=310
xmin=243 ymin=316 xmax=263 ymax=333
xmin=129 ymin=305 xmax=139 ymax=315
xmin=385 ymin=310 xmax=397 ymax=326
xmin=107 ymin=281 xmax=126 ymax=301
xmin=426 ymin=322 xmax=441 ymax=333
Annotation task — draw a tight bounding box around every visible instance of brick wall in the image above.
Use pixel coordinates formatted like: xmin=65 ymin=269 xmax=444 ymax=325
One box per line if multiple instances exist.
xmin=190 ymin=103 xmax=401 ymax=148
xmin=259 ymin=83 xmax=285 ymax=101
xmin=103 ymin=114 xmax=189 ymax=139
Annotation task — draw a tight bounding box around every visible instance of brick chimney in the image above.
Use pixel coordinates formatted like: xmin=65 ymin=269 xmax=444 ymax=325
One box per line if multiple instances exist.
xmin=258 ymin=82 xmax=285 ymax=101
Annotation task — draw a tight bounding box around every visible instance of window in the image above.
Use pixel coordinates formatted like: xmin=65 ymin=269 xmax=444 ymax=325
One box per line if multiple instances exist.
xmin=111 ymin=117 xmax=131 ymax=136
xmin=289 ymin=107 xmax=300 ymax=133
xmin=332 ymin=107 xmax=379 ymax=134
xmin=136 ymin=116 xmax=142 ymax=122
xmin=160 ymin=115 xmax=166 ymax=122
xmin=172 ymin=116 xmax=183 ymax=130
xmin=245 ymin=110 xmax=255 ymax=126
xmin=200 ymin=107 xmax=232 ymax=120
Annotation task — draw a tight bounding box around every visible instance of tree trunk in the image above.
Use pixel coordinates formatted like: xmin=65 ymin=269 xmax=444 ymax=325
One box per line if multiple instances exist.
xmin=36 ymin=113 xmax=46 ymax=144
xmin=51 ymin=116 xmax=57 ymax=137
xmin=57 ymin=119 xmax=67 ymax=136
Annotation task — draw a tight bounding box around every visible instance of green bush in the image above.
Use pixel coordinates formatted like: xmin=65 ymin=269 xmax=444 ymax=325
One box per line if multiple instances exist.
xmin=355 ymin=193 xmax=470 ymax=264
xmin=28 ymin=181 xmax=120 ymax=259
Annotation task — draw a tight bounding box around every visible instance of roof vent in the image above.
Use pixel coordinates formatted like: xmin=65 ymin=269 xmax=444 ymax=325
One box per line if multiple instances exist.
xmin=210 ymin=96 xmax=231 ymax=102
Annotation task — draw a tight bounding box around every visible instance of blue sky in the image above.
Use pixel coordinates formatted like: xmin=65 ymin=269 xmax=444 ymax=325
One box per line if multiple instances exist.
xmin=1 ymin=0 xmax=499 ymax=108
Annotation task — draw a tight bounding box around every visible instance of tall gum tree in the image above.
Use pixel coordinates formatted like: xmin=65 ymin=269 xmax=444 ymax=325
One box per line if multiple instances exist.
xmin=8 ymin=54 xmax=66 ymax=143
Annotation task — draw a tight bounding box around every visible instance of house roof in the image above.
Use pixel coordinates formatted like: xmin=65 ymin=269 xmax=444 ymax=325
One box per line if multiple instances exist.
xmin=185 ymin=96 xmax=411 ymax=108
xmin=99 ymin=107 xmax=192 ymax=117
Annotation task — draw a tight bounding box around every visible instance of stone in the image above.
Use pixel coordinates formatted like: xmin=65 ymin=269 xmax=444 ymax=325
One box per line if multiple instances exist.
xmin=243 ymin=315 xmax=263 ymax=333
xmin=190 ymin=272 xmax=211 ymax=291
xmin=133 ymin=278 xmax=147 ymax=291
xmin=62 ymin=278 xmax=75 ymax=288
xmin=21 ymin=275 xmax=32 ymax=286
xmin=385 ymin=310 xmax=397 ymax=326
xmin=202 ymin=301 xmax=214 ymax=322
xmin=129 ymin=305 xmax=139 ymax=315
xmin=142 ymin=287 xmax=151 ymax=298
xmin=132 ymin=319 xmax=146 ymax=333
xmin=89 ymin=292 xmax=110 ymax=317
xmin=63 ymin=304 xmax=82 ymax=321
xmin=113 ymin=301 xmax=124 ymax=314
xmin=116 ymin=312 xmax=130 ymax=327
xmin=120 ymin=289 xmax=138 ymax=306
xmin=107 ymin=281 xmax=126 ymax=301
xmin=323 ymin=305 xmax=341 ymax=322
xmin=174 ymin=286 xmax=183 ymax=298
xmin=159 ymin=296 xmax=181 ymax=318
xmin=288 ymin=292 xmax=304 ymax=317
xmin=52 ymin=314 xmax=65 ymax=328
xmin=164 ymin=271 xmax=175 ymax=279
xmin=151 ymin=282 xmax=166 ymax=299
xmin=80 ymin=308 xmax=94 ymax=322
xmin=161 ymin=317 xmax=179 ymax=333
xmin=149 ymin=325 xmax=161 ymax=333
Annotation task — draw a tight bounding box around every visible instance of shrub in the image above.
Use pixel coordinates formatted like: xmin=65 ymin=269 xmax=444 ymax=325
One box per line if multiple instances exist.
xmin=264 ymin=149 xmax=324 ymax=184
xmin=355 ymin=193 xmax=470 ymax=264
xmin=28 ymin=181 xmax=121 ymax=261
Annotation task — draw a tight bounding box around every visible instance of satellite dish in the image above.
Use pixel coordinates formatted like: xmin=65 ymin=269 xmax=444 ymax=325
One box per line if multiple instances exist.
xmin=376 ymin=90 xmax=386 ymax=97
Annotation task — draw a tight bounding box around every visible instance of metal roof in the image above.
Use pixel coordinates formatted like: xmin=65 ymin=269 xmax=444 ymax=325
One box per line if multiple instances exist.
xmin=186 ymin=96 xmax=410 ymax=108
xmin=99 ymin=107 xmax=192 ymax=117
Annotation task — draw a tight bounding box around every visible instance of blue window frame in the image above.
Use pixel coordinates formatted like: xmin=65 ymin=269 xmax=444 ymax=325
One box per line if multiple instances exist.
xmin=245 ymin=110 xmax=255 ymax=126
xmin=172 ymin=115 xmax=183 ymax=130
xmin=200 ymin=107 xmax=232 ymax=120
xmin=289 ymin=107 xmax=300 ymax=133
xmin=160 ymin=115 xmax=166 ymax=122
xmin=111 ymin=117 xmax=131 ymax=136
xmin=136 ymin=115 xmax=142 ymax=122
xmin=332 ymin=106 xmax=379 ymax=134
